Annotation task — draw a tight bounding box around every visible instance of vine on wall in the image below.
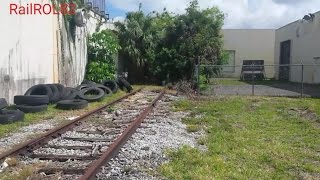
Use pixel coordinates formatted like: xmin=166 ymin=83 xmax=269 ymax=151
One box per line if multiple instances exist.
xmin=52 ymin=0 xmax=85 ymax=42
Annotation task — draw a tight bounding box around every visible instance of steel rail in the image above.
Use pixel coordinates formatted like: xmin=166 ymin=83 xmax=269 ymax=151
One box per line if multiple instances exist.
xmin=0 ymin=88 xmax=143 ymax=162
xmin=79 ymin=90 xmax=165 ymax=180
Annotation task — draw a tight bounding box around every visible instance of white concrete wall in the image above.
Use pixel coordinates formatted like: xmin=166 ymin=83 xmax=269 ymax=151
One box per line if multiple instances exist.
xmin=275 ymin=11 xmax=320 ymax=84
xmin=0 ymin=0 xmax=111 ymax=103
xmin=222 ymin=29 xmax=276 ymax=78
xmin=0 ymin=0 xmax=57 ymax=103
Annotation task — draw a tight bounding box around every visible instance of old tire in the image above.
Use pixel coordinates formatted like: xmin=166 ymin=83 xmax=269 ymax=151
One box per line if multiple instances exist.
xmin=76 ymin=84 xmax=94 ymax=91
xmin=60 ymin=87 xmax=78 ymax=101
xmin=47 ymin=84 xmax=60 ymax=103
xmin=115 ymin=79 xmax=124 ymax=90
xmin=53 ymin=84 xmax=65 ymax=98
xmin=117 ymin=78 xmax=133 ymax=93
xmin=78 ymin=87 xmax=105 ymax=102
xmin=0 ymin=98 xmax=8 ymax=109
xmin=16 ymin=105 xmax=48 ymax=113
xmin=25 ymin=84 xmax=53 ymax=99
xmin=0 ymin=110 xmax=24 ymax=124
xmin=0 ymin=115 xmax=9 ymax=124
xmin=14 ymin=95 xmax=49 ymax=106
xmin=95 ymin=85 xmax=113 ymax=95
xmin=81 ymin=80 xmax=96 ymax=86
xmin=60 ymin=88 xmax=78 ymax=100
xmin=56 ymin=100 xmax=88 ymax=110
xmin=102 ymin=80 xmax=118 ymax=93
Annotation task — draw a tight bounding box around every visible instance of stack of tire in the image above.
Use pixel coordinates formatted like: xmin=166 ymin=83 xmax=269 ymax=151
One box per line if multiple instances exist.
xmin=114 ymin=77 xmax=133 ymax=93
xmin=76 ymin=80 xmax=113 ymax=102
xmin=0 ymin=98 xmax=25 ymax=124
xmin=56 ymin=84 xmax=88 ymax=111
xmin=56 ymin=79 xmax=121 ymax=110
xmin=13 ymin=83 xmax=85 ymax=112
xmin=14 ymin=84 xmax=54 ymax=113
xmin=12 ymin=78 xmax=132 ymax=113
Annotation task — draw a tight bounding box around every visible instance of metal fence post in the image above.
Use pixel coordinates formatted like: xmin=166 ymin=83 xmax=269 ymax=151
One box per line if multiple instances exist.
xmin=301 ymin=63 xmax=304 ymax=97
xmin=251 ymin=63 xmax=255 ymax=96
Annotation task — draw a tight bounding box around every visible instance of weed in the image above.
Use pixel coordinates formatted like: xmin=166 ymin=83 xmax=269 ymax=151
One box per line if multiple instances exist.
xmin=161 ymin=96 xmax=320 ymax=179
xmin=186 ymin=124 xmax=201 ymax=133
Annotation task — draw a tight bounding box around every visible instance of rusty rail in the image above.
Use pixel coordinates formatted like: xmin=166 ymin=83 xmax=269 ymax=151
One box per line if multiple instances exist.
xmin=79 ymin=90 xmax=165 ymax=180
xmin=0 ymin=88 xmax=143 ymax=162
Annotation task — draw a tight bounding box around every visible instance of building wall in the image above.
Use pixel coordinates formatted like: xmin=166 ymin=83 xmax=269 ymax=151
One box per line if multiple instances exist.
xmin=275 ymin=11 xmax=320 ymax=84
xmin=0 ymin=0 xmax=109 ymax=103
xmin=222 ymin=29 xmax=276 ymax=78
xmin=0 ymin=0 xmax=58 ymax=104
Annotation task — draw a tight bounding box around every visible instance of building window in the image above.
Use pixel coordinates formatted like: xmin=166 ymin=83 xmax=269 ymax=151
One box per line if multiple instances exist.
xmin=223 ymin=50 xmax=235 ymax=73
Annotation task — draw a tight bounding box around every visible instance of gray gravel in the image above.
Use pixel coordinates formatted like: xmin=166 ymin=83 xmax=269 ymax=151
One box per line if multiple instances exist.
xmin=34 ymin=148 xmax=90 ymax=156
xmin=47 ymin=139 xmax=93 ymax=147
xmin=97 ymin=94 xmax=204 ymax=180
xmin=0 ymin=120 xmax=59 ymax=154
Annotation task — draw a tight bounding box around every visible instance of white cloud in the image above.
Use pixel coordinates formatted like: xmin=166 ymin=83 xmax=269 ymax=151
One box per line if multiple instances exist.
xmin=108 ymin=0 xmax=320 ymax=28
xmin=112 ymin=16 xmax=126 ymax=22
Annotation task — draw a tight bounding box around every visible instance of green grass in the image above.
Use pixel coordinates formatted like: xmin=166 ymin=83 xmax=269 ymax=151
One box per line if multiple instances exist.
xmin=0 ymin=89 xmax=130 ymax=138
xmin=161 ymin=96 xmax=320 ymax=179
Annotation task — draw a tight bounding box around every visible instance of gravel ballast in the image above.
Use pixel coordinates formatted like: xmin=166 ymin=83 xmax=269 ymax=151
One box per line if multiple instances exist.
xmin=0 ymin=91 xmax=205 ymax=180
xmin=0 ymin=120 xmax=59 ymax=154
xmin=97 ymin=94 xmax=204 ymax=179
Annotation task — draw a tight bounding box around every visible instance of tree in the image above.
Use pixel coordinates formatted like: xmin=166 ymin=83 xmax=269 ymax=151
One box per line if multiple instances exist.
xmin=85 ymin=30 xmax=120 ymax=83
xmin=115 ymin=9 xmax=156 ymax=66
xmin=115 ymin=0 xmax=225 ymax=84
xmin=152 ymin=0 xmax=225 ymax=83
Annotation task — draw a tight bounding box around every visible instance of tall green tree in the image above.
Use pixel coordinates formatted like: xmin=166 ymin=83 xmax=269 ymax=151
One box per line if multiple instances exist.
xmin=115 ymin=0 xmax=225 ymax=84
xmin=153 ymin=0 xmax=225 ymax=82
xmin=115 ymin=7 xmax=156 ymax=66
xmin=85 ymin=30 xmax=120 ymax=83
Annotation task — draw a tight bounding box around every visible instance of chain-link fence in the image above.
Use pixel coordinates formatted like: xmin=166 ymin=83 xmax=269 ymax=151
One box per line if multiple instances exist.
xmin=196 ymin=64 xmax=320 ymax=97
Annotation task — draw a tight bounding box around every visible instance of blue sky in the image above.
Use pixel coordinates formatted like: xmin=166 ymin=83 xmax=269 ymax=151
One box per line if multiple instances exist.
xmin=107 ymin=2 xmax=127 ymax=18
xmin=106 ymin=0 xmax=320 ymax=28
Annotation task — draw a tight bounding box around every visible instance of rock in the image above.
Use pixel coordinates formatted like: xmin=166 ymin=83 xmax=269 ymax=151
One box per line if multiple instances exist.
xmin=0 ymin=161 xmax=9 ymax=173
xmin=141 ymin=146 xmax=150 ymax=151
xmin=67 ymin=116 xmax=79 ymax=121
xmin=115 ymin=110 xmax=121 ymax=116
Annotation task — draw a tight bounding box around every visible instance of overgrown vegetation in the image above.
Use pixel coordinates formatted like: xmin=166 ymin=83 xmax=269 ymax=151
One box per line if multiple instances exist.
xmin=85 ymin=30 xmax=120 ymax=83
xmin=51 ymin=0 xmax=85 ymax=42
xmin=115 ymin=0 xmax=226 ymax=84
xmin=161 ymin=97 xmax=320 ymax=179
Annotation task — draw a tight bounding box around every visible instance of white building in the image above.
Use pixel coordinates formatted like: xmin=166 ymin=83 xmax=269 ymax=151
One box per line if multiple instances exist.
xmin=222 ymin=11 xmax=320 ymax=84
xmin=274 ymin=11 xmax=320 ymax=84
xmin=222 ymin=29 xmax=275 ymax=79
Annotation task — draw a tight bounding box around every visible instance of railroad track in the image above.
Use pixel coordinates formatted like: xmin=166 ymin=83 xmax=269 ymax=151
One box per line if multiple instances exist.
xmin=0 ymin=88 xmax=165 ymax=180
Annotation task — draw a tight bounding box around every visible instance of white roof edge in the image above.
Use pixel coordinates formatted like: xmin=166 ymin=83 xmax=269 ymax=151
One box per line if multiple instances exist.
xmin=277 ymin=10 xmax=320 ymax=30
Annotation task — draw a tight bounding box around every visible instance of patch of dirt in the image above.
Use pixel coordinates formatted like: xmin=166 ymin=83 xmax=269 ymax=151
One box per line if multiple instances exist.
xmin=288 ymin=108 xmax=320 ymax=127
xmin=298 ymin=171 xmax=320 ymax=180
xmin=289 ymin=108 xmax=318 ymax=121
xmin=249 ymin=103 xmax=261 ymax=111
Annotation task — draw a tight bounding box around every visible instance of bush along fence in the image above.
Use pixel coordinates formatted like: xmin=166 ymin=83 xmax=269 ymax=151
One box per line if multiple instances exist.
xmin=196 ymin=63 xmax=320 ymax=98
